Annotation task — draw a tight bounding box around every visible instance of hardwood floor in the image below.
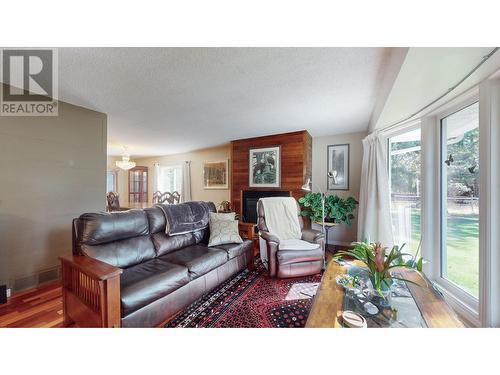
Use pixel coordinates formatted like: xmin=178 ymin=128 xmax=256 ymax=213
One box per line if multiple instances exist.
xmin=0 ymin=282 xmax=63 ymax=328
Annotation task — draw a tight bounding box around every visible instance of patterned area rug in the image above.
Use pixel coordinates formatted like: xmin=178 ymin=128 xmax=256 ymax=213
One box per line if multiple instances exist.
xmin=165 ymin=261 xmax=322 ymax=328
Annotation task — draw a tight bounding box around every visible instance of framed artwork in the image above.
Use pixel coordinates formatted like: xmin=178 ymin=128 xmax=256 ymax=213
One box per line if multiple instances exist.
xmin=203 ymin=160 xmax=229 ymax=189
xmin=327 ymin=144 xmax=349 ymax=190
xmin=249 ymin=146 xmax=281 ymax=188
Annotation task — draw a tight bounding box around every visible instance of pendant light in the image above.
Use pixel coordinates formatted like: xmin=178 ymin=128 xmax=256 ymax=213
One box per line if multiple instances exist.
xmin=116 ymin=146 xmax=136 ymax=170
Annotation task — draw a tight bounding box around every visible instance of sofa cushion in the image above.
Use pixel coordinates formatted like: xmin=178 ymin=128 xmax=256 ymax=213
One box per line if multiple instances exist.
xmin=81 ymin=235 xmax=157 ymax=269
xmin=212 ymin=240 xmax=252 ymax=259
xmin=158 ymin=201 xmax=215 ymax=235
xmin=76 ymin=209 xmax=157 ymax=268
xmin=144 ymin=206 xmax=167 ymax=234
xmin=160 ymin=245 xmax=228 ymax=279
xmin=77 ymin=210 xmax=149 ymax=245
xmin=278 ymin=239 xmax=320 ymax=251
xmin=277 ymin=247 xmax=324 ymax=265
xmin=120 ymin=258 xmax=189 ymax=317
xmin=152 ymin=230 xmax=206 ymax=257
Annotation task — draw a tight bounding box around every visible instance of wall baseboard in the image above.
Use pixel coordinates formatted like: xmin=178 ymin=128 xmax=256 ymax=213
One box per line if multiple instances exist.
xmin=11 ymin=266 xmax=61 ymax=293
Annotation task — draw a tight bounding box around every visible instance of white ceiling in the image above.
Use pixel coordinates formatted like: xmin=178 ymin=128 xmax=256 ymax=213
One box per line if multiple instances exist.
xmin=56 ymin=48 xmax=396 ymax=157
xmin=372 ymin=47 xmax=500 ymax=130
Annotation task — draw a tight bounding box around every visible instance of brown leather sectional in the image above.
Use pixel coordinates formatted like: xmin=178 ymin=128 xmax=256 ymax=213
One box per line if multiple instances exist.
xmin=61 ymin=201 xmax=253 ymax=327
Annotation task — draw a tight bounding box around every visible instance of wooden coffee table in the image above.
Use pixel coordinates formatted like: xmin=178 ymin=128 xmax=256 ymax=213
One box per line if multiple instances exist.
xmin=306 ymin=259 xmax=464 ymax=328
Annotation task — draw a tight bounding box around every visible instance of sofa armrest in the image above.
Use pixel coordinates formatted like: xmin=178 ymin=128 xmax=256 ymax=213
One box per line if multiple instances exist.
xmin=259 ymin=230 xmax=280 ymax=244
xmin=259 ymin=230 xmax=280 ymax=277
xmin=301 ymin=228 xmax=325 ymax=244
xmin=60 ymin=255 xmax=122 ymax=280
xmin=59 ymin=255 xmax=122 ymax=328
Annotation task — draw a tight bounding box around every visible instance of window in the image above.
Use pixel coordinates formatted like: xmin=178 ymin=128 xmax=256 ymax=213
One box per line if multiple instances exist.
xmin=389 ymin=127 xmax=421 ymax=255
xmin=106 ymin=171 xmax=117 ymax=193
xmin=159 ymin=165 xmax=182 ymax=193
xmin=440 ymin=102 xmax=479 ymax=298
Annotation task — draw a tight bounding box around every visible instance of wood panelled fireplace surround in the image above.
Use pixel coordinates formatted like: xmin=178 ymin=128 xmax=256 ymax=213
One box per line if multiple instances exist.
xmin=231 ymin=130 xmax=312 ymax=222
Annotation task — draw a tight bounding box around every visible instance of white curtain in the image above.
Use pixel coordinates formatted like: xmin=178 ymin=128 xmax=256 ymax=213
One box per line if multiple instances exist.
xmin=153 ymin=162 xmax=160 ymax=192
xmin=181 ymin=161 xmax=192 ymax=202
xmin=357 ymin=131 xmax=394 ymax=246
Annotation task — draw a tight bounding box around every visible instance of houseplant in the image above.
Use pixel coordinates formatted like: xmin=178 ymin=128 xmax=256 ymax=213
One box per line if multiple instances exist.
xmin=333 ymin=241 xmax=426 ymax=298
xmin=298 ymin=192 xmax=358 ymax=225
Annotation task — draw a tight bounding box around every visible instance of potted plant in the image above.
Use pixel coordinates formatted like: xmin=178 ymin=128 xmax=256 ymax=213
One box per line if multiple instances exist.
xmin=333 ymin=241 xmax=426 ymax=298
xmin=298 ymin=192 xmax=358 ymax=226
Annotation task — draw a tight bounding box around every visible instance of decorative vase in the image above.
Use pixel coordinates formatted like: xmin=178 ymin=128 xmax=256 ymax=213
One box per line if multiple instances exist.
xmin=367 ymin=277 xmax=393 ymax=307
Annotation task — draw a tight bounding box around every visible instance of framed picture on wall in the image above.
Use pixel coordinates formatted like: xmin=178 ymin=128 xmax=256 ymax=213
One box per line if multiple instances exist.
xmin=203 ymin=160 xmax=229 ymax=189
xmin=327 ymin=144 xmax=349 ymax=190
xmin=249 ymin=146 xmax=281 ymax=188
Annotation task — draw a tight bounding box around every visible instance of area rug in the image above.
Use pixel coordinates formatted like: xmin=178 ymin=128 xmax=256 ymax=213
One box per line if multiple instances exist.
xmin=165 ymin=261 xmax=322 ymax=328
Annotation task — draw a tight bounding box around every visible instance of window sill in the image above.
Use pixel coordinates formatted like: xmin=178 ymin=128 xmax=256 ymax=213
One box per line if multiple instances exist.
xmin=432 ymin=280 xmax=481 ymax=327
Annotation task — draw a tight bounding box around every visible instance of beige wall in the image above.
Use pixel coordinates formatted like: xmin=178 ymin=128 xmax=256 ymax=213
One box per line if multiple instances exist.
xmin=0 ymin=88 xmax=107 ymax=291
xmin=312 ymin=131 xmax=367 ymax=245
xmin=131 ymin=144 xmax=231 ymax=207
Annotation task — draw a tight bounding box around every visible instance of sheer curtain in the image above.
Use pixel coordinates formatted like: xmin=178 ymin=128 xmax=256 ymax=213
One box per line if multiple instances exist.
xmin=357 ymin=131 xmax=394 ymax=246
xmin=181 ymin=161 xmax=192 ymax=202
xmin=153 ymin=162 xmax=160 ymax=193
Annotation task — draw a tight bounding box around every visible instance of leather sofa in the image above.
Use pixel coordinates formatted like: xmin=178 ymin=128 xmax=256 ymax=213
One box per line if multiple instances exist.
xmin=60 ymin=201 xmax=253 ymax=328
xmin=257 ymin=199 xmax=325 ymax=278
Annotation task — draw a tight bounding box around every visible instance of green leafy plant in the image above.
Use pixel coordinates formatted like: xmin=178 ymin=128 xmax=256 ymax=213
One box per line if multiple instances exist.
xmin=333 ymin=241 xmax=427 ymax=297
xmin=298 ymin=193 xmax=358 ymax=226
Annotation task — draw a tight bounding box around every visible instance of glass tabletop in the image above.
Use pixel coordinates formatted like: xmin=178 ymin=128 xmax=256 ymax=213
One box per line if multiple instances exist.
xmin=341 ymin=264 xmax=427 ymax=328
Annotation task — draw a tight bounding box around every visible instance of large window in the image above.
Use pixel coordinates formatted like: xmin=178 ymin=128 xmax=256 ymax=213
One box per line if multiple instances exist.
xmin=106 ymin=171 xmax=117 ymax=193
xmin=159 ymin=165 xmax=182 ymax=192
xmin=389 ymin=128 xmax=421 ymax=255
xmin=440 ymin=102 xmax=479 ymax=298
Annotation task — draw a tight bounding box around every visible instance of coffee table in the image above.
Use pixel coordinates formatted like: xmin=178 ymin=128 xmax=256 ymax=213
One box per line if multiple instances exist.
xmin=305 ymin=259 xmax=464 ymax=328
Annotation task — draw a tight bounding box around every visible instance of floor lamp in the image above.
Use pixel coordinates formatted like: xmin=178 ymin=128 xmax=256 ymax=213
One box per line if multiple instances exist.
xmin=301 ymin=172 xmax=336 ymax=269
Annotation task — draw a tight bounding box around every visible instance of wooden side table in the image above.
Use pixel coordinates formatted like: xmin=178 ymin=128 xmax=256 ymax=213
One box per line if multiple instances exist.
xmin=238 ymin=222 xmax=259 ymax=269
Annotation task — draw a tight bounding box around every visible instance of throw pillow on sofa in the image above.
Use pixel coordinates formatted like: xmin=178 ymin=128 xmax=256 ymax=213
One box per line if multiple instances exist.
xmin=211 ymin=212 xmax=236 ymax=221
xmin=208 ymin=212 xmax=242 ymax=247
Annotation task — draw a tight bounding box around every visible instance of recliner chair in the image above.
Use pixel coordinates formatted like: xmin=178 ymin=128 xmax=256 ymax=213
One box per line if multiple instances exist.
xmin=257 ymin=199 xmax=325 ymax=278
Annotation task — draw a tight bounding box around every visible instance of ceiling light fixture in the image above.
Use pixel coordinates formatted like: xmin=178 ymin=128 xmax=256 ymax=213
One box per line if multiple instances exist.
xmin=116 ymin=146 xmax=136 ymax=170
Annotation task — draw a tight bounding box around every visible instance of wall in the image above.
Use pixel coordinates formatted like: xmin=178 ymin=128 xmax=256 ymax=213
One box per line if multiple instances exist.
xmin=312 ymin=131 xmax=367 ymax=245
xmin=0 ymin=86 xmax=107 ymax=291
xmin=132 ymin=144 xmax=231 ymax=206
xmin=230 ymin=130 xmax=312 ymax=217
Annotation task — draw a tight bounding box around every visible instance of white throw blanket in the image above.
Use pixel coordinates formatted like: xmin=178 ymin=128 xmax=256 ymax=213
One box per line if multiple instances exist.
xmin=260 ymin=197 xmax=302 ymax=241
xmin=259 ymin=197 xmax=319 ymax=269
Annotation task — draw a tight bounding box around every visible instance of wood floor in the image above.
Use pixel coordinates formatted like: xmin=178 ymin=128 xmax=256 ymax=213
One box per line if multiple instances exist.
xmin=0 ymin=282 xmax=63 ymax=328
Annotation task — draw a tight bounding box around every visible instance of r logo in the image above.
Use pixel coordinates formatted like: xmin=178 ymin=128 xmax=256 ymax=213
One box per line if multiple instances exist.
xmin=2 ymin=49 xmax=53 ymax=102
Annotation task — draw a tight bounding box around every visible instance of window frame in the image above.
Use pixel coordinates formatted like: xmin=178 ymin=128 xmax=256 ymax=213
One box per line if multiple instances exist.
xmin=433 ymin=94 xmax=481 ymax=318
xmin=386 ymin=121 xmax=422 ymax=257
xmin=384 ymin=81 xmax=499 ymax=327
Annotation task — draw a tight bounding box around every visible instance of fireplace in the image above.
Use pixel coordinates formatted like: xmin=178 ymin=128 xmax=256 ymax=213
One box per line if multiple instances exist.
xmin=242 ymin=190 xmax=291 ymax=223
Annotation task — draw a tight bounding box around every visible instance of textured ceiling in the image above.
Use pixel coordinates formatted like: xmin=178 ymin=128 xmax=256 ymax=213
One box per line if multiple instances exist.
xmin=57 ymin=48 xmax=395 ymax=156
